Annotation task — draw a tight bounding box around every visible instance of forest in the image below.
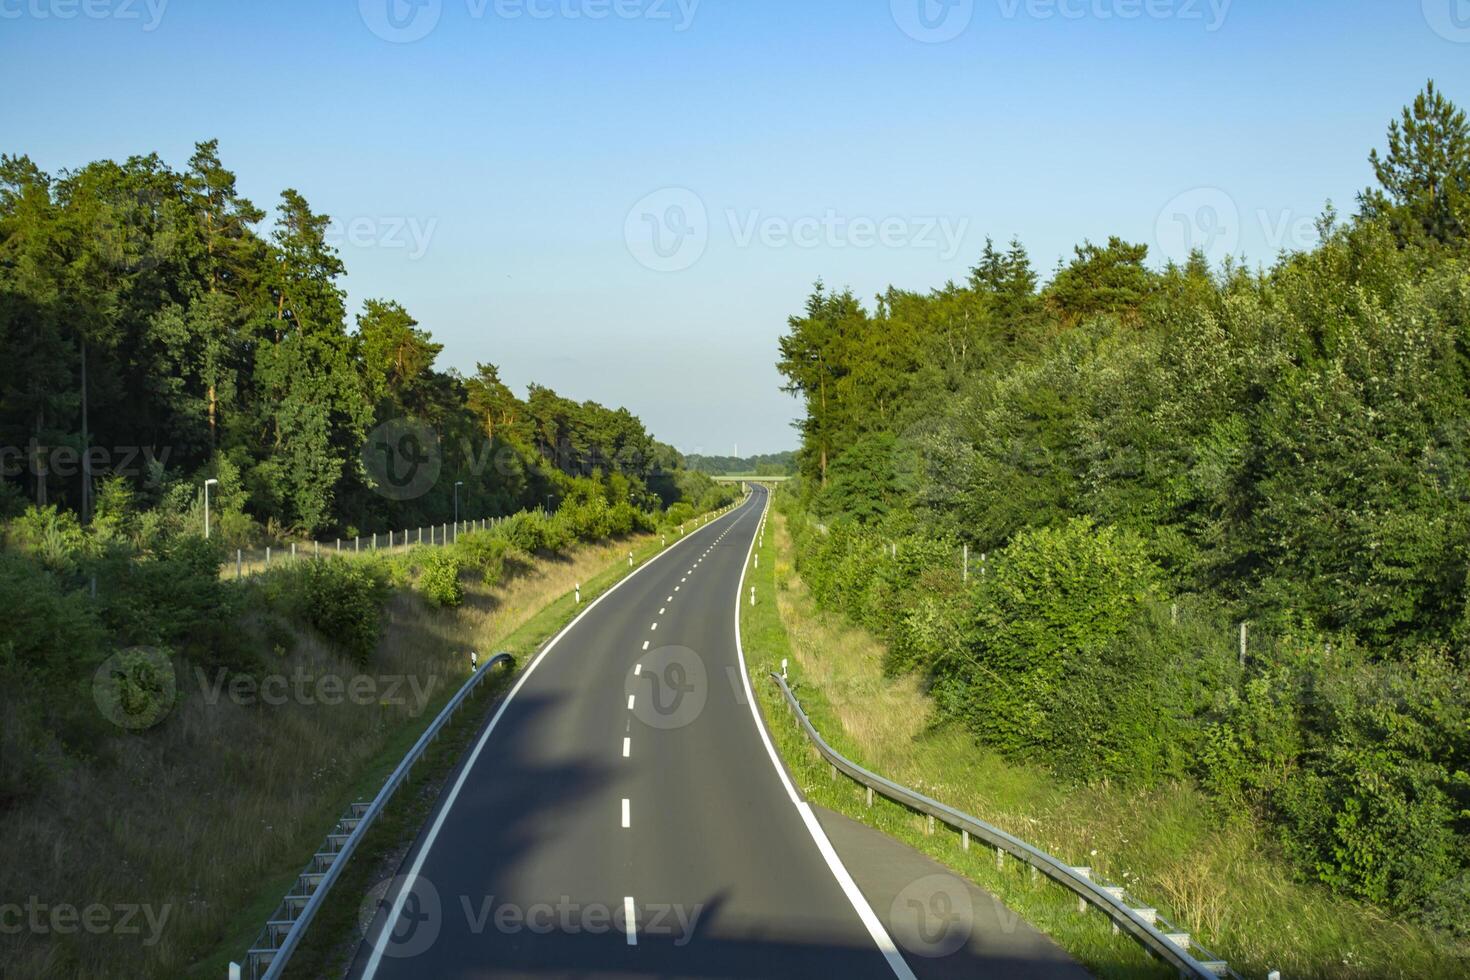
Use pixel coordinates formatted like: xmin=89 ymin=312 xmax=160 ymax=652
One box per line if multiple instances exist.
xmin=777 ymin=82 xmax=1470 ymax=934
xmin=0 ymin=140 xmax=713 ymax=542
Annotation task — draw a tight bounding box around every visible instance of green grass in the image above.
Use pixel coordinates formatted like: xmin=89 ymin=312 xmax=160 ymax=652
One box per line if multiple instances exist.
xmin=740 ymin=506 xmax=1470 ymax=980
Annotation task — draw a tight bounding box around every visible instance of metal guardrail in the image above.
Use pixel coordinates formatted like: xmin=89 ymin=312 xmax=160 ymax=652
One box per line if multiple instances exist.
xmin=768 ymin=672 xmax=1243 ymax=980
xmin=237 ymin=652 xmax=516 ymax=980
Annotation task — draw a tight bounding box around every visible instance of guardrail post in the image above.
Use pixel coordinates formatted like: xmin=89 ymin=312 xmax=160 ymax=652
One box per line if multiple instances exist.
xmin=961 ymin=828 xmax=969 ymax=850
xmin=996 ymin=846 xmax=1005 ymax=870
xmin=1072 ymin=867 xmax=1091 ymax=913
xmin=866 ymin=786 xmax=873 ymax=807
xmin=926 ymin=815 xmax=935 ymax=835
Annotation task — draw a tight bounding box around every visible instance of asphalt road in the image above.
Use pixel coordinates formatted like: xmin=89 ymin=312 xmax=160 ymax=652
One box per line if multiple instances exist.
xmin=348 ymin=486 xmax=1080 ymax=979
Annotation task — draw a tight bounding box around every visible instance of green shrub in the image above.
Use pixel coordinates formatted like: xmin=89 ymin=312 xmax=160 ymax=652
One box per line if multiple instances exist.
xmin=418 ymin=551 xmax=464 ymax=607
xmin=452 ymin=531 xmax=514 ymax=587
xmin=939 ymin=519 xmax=1161 ymax=771
xmin=0 ymin=553 xmax=104 ymax=681
xmin=263 ymin=558 xmax=390 ymax=663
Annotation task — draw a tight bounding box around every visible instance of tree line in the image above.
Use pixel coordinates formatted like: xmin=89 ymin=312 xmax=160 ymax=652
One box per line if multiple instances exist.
xmin=778 ymin=82 xmax=1470 ymax=933
xmin=0 ymin=141 xmax=711 ymax=541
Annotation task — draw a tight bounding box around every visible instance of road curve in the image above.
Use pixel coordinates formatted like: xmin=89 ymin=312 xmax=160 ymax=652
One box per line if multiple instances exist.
xmin=349 ymin=486 xmax=913 ymax=978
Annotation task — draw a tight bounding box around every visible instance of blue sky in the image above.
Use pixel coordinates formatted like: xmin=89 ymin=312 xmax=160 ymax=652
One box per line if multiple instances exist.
xmin=3 ymin=0 xmax=1468 ymax=455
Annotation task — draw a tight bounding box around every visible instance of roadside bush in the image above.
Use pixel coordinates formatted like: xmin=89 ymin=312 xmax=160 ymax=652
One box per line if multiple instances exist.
xmin=453 ymin=531 xmax=515 ymax=587
xmin=936 ymin=519 xmax=1161 ymax=772
xmin=419 ymin=551 xmax=464 ymax=608
xmin=4 ymin=504 xmax=89 ymax=573
xmin=263 ymin=558 xmax=390 ymax=663
xmin=0 ymin=552 xmax=104 ymax=681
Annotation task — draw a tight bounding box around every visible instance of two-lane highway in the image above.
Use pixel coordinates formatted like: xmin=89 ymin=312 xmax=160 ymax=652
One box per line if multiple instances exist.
xmin=351 ymin=486 xmax=913 ymax=978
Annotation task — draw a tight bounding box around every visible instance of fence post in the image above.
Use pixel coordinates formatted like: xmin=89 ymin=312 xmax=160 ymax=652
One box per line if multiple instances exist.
xmin=315 ymin=540 xmax=320 ymax=558
xmin=963 ymin=543 xmax=969 ymax=583
xmin=236 ymin=549 xmax=242 ymax=579
xmin=355 ymin=536 xmax=360 ymax=554
xmin=1239 ymin=622 xmax=1248 ymax=667
xmin=266 ymin=546 xmax=271 ymax=568
xmin=291 ymin=542 xmax=296 ymax=560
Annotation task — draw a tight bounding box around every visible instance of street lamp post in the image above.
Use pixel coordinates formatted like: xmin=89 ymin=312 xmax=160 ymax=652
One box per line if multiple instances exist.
xmin=204 ymin=478 xmax=219 ymax=540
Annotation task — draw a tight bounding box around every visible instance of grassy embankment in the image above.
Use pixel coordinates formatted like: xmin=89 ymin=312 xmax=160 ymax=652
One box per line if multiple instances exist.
xmin=740 ymin=506 xmax=1470 ymax=980
xmin=0 ymin=510 xmax=726 ymax=980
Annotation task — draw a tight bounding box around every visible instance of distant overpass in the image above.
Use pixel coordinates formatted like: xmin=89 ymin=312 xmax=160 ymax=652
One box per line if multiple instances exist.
xmin=710 ymin=475 xmax=793 ymax=483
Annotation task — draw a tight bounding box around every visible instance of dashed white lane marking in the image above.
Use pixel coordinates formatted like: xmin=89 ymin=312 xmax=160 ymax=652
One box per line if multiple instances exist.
xmin=624 ymin=896 xmax=637 ymax=945
xmin=651 ymin=622 xmax=658 ymax=631
xmin=621 ymin=798 xmax=631 ymax=828
xmin=642 ymin=641 xmax=650 ymax=650
xmin=634 ymin=664 xmax=642 ymax=675
xmin=659 ymin=607 xmax=666 ymax=615
xmin=623 ymin=737 xmax=631 ymax=758
xmin=666 ymin=595 xmax=672 ymax=602
xmin=675 ymin=586 xmax=681 ymax=591
xmin=627 ymin=694 xmax=635 ymax=710
xmin=359 ymin=494 xmax=747 ymax=980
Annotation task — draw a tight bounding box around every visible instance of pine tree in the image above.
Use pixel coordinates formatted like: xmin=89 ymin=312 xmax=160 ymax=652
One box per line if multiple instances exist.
xmin=1360 ymin=80 xmax=1470 ymax=247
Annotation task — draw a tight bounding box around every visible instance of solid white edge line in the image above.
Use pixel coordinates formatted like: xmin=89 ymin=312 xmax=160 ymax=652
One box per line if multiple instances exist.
xmin=361 ymin=499 xmax=746 ymax=979
xmin=730 ymin=489 xmax=916 ymax=980
xmin=624 ymin=896 xmax=637 ymax=945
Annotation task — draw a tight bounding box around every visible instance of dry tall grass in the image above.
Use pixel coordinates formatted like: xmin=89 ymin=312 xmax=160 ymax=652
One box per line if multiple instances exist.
xmin=0 ymin=532 xmax=656 ymax=979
